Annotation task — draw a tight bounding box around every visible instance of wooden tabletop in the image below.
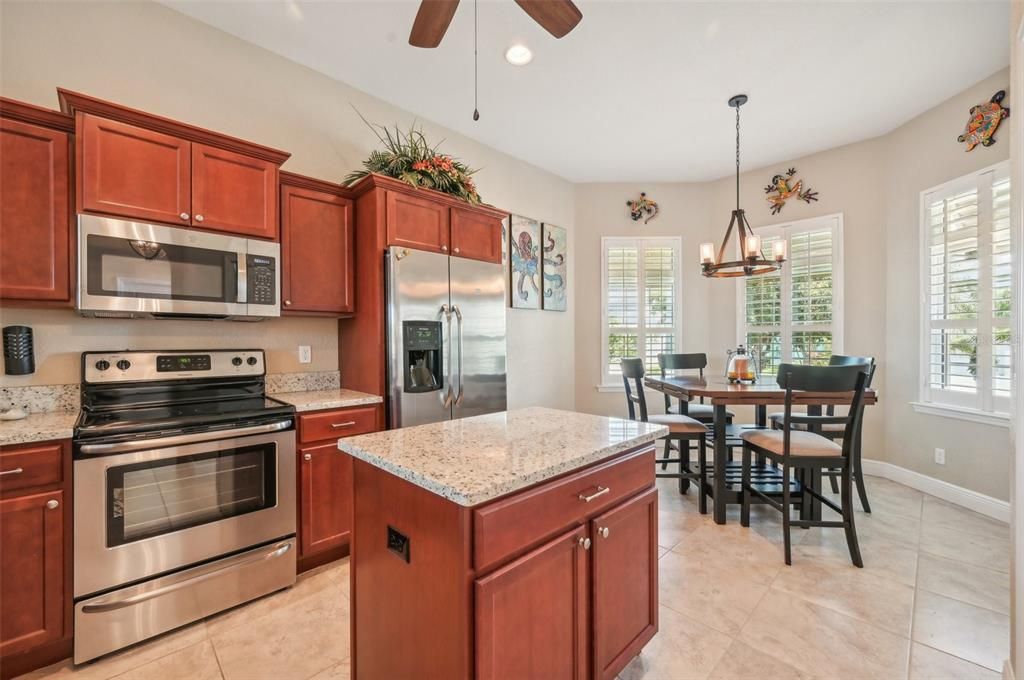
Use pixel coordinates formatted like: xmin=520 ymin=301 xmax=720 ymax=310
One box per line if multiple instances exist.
xmin=643 ymin=376 xmax=878 ymax=406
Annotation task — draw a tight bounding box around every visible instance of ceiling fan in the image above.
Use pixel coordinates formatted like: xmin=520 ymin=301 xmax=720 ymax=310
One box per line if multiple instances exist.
xmin=409 ymin=0 xmax=583 ymax=48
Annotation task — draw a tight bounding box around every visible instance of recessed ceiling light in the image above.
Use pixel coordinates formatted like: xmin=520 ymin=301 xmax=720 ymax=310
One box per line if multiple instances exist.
xmin=505 ymin=44 xmax=533 ymax=66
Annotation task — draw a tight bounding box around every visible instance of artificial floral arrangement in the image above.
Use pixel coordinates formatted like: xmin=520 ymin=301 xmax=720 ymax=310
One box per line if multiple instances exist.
xmin=344 ymin=113 xmax=480 ymax=204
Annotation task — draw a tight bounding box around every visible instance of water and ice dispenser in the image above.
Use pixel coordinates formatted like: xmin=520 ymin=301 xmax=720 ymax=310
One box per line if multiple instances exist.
xmin=402 ymin=321 xmax=443 ymax=392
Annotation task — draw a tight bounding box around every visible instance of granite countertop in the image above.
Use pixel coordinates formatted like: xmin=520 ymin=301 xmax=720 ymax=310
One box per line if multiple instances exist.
xmin=270 ymin=388 xmax=382 ymax=413
xmin=337 ymin=406 xmax=668 ymax=506
xmin=0 ymin=411 xmax=78 ymax=447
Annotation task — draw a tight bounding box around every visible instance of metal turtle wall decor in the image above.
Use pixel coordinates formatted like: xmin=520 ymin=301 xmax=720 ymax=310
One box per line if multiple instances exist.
xmin=626 ymin=192 xmax=660 ymax=224
xmin=764 ymin=168 xmax=818 ymax=215
xmin=958 ymin=90 xmax=1010 ymax=151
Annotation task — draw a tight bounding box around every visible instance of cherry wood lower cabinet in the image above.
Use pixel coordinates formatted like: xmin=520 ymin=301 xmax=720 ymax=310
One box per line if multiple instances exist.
xmin=0 ymin=440 xmax=73 ymax=680
xmin=351 ymin=444 xmax=658 ymax=680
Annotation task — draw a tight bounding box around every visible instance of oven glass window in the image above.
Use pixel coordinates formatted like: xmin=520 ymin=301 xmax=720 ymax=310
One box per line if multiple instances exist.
xmin=106 ymin=444 xmax=276 ymax=547
xmin=86 ymin=234 xmax=239 ymax=302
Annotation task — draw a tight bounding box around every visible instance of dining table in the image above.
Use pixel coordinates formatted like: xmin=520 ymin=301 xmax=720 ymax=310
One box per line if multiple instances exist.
xmin=643 ymin=375 xmax=878 ymax=524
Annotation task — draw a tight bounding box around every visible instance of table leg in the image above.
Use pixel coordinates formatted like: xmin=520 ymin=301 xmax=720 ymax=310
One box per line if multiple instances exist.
xmin=713 ymin=403 xmax=727 ymax=524
xmin=755 ymin=404 xmax=767 ymax=467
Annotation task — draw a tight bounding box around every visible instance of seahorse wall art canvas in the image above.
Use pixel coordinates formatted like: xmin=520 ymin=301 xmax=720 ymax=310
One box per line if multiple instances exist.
xmin=541 ymin=223 xmax=567 ymax=311
xmin=509 ymin=214 xmax=542 ymax=309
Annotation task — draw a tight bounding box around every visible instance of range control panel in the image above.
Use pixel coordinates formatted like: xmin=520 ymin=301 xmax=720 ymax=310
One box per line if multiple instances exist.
xmin=83 ymin=350 xmax=265 ymax=383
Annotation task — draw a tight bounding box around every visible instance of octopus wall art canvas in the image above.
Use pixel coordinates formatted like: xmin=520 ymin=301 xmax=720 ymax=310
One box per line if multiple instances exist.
xmin=509 ymin=215 xmax=542 ymax=309
xmin=541 ymin=223 xmax=567 ymax=311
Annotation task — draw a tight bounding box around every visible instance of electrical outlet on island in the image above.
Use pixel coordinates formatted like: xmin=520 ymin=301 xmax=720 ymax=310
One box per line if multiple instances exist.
xmin=934 ymin=448 xmax=946 ymax=465
xmin=298 ymin=346 xmax=312 ymax=364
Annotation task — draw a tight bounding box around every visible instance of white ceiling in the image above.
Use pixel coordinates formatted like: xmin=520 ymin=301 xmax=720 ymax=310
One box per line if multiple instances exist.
xmin=162 ymin=0 xmax=1010 ymax=183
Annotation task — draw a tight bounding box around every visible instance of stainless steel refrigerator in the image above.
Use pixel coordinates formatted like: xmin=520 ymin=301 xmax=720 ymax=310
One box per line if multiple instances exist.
xmin=386 ymin=246 xmax=507 ymax=428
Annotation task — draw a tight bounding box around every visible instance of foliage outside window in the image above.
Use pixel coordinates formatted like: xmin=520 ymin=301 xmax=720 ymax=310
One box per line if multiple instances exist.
xmin=739 ymin=215 xmax=844 ymax=378
xmin=920 ymin=162 xmax=1012 ymax=416
xmin=601 ymin=237 xmax=682 ymax=386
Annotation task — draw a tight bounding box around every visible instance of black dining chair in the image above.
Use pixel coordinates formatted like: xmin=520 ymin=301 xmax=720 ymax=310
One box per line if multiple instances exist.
xmin=740 ymin=363 xmax=870 ymax=567
xmin=657 ymin=353 xmax=734 ymax=424
xmin=769 ymin=355 xmax=875 ymax=513
xmin=621 ymin=358 xmax=709 ymax=510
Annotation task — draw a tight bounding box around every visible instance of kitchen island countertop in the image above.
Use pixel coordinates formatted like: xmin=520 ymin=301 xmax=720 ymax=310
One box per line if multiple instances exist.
xmin=338 ymin=406 xmax=667 ymax=506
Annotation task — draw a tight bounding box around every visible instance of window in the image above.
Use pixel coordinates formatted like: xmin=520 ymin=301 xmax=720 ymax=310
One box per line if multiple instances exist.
xmin=738 ymin=214 xmax=844 ymax=378
xmin=919 ymin=162 xmax=1012 ymax=417
xmin=601 ymin=237 xmax=682 ymax=386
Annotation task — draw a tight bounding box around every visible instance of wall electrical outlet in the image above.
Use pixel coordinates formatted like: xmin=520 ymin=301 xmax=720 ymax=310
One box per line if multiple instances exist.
xmin=298 ymin=346 xmax=312 ymax=364
xmin=934 ymin=448 xmax=946 ymax=465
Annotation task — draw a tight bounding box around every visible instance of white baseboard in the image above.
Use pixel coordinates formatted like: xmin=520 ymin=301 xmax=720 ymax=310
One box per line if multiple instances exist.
xmin=862 ymin=459 xmax=1010 ymax=523
xmin=1004 ymin=660 xmax=1014 ymax=680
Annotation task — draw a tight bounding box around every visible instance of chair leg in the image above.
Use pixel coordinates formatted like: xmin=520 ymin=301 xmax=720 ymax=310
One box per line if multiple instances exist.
xmin=853 ymin=435 xmax=872 ymax=514
xmin=698 ymin=438 xmax=708 ymax=515
xmin=828 ymin=472 xmax=839 ymax=494
xmin=660 ymin=439 xmax=671 ymax=471
xmin=740 ymin=444 xmax=751 ymax=527
xmin=782 ymin=461 xmax=792 ymax=565
xmin=841 ymin=464 xmax=864 ymax=568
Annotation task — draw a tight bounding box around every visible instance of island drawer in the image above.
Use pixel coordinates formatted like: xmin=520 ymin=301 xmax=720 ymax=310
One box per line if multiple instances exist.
xmin=0 ymin=441 xmax=65 ymax=494
xmin=472 ymin=446 xmax=655 ymax=571
xmin=299 ymin=406 xmax=380 ymax=443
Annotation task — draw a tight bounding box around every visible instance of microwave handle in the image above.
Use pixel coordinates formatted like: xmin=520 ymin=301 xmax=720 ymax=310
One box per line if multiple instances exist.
xmin=236 ymin=252 xmax=247 ymax=304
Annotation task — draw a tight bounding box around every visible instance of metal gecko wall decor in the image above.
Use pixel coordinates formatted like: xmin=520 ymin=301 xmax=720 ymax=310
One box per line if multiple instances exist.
xmin=764 ymin=168 xmax=818 ymax=215
xmin=626 ymin=192 xmax=660 ymax=224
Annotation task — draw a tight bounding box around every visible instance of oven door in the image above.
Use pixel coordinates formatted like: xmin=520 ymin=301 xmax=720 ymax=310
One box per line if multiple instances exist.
xmin=74 ymin=423 xmax=295 ymax=598
xmin=77 ymin=214 xmax=249 ymax=318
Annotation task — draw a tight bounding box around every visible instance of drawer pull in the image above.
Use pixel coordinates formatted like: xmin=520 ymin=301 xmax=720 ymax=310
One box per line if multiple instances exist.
xmin=577 ymin=536 xmax=591 ymax=550
xmin=331 ymin=421 xmax=357 ymax=429
xmin=0 ymin=467 xmax=24 ymax=477
xmin=578 ymin=486 xmax=609 ymax=503
xmin=598 ymin=526 xmax=610 ymax=539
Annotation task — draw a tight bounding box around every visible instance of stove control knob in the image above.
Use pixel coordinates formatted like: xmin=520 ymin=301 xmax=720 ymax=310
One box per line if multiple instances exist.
xmin=94 ymin=360 xmax=110 ymax=372
xmin=247 ymin=356 xmax=258 ymax=366
xmin=116 ymin=360 xmax=131 ymax=371
xmin=232 ymin=357 xmax=243 ymax=366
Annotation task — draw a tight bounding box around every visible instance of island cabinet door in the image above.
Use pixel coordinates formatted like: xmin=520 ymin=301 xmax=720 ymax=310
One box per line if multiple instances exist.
xmin=590 ymin=488 xmax=658 ymax=680
xmin=298 ymin=443 xmax=352 ymax=558
xmin=475 ymin=525 xmax=589 ymax=680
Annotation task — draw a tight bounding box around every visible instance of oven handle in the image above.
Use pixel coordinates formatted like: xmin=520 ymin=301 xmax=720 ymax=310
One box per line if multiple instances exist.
xmin=79 ymin=541 xmax=293 ymax=613
xmin=77 ymin=419 xmax=293 ymax=456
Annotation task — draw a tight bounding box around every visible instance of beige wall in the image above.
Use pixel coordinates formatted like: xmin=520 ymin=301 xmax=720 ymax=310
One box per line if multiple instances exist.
xmin=0 ymin=0 xmax=576 ymax=410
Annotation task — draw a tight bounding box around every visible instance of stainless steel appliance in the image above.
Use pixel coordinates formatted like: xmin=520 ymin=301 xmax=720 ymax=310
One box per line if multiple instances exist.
xmin=77 ymin=214 xmax=280 ymax=320
xmin=72 ymin=350 xmax=297 ymax=663
xmin=386 ymin=246 xmax=506 ymax=428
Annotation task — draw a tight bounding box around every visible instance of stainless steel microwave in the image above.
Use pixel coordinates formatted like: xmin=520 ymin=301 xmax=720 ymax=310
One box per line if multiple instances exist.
xmin=77 ymin=215 xmax=280 ymax=320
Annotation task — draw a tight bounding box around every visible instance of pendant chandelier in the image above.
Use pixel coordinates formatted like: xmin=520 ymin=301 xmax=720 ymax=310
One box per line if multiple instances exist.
xmin=700 ymin=94 xmax=786 ymax=278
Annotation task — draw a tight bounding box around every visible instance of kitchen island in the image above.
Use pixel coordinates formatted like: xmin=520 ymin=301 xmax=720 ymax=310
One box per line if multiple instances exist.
xmin=338 ymin=407 xmax=667 ymax=680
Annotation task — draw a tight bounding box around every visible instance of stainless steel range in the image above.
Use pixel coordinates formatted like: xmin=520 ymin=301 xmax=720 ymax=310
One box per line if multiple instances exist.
xmin=72 ymin=349 xmax=297 ymax=663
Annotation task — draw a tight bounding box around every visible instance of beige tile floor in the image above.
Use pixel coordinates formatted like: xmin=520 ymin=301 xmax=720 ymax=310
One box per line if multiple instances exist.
xmin=20 ymin=476 xmax=1009 ymax=680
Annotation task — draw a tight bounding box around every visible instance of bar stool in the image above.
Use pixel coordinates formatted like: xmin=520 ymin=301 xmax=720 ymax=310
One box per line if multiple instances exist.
xmin=621 ymin=358 xmax=709 ymax=511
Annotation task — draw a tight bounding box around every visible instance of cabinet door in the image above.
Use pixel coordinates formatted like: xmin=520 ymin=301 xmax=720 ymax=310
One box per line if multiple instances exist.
xmin=192 ymin=143 xmax=278 ymax=240
xmin=79 ymin=113 xmax=191 ymax=226
xmin=0 ymin=490 xmax=64 ymax=657
xmin=450 ymin=207 xmax=502 ymax=263
xmin=385 ymin=190 xmax=450 ymax=254
xmin=0 ymin=118 xmax=71 ymax=302
xmin=298 ymin=443 xmax=352 ymax=558
xmin=475 ymin=525 xmax=588 ymax=680
xmin=591 ymin=489 xmax=658 ymax=680
xmin=281 ymin=185 xmax=354 ymax=314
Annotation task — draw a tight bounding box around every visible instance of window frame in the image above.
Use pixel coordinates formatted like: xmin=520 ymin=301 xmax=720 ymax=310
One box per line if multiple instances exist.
xmin=916 ymin=160 xmax=1012 ymax=419
xmin=599 ymin=236 xmax=684 ymax=389
xmin=735 ymin=212 xmax=845 ymax=375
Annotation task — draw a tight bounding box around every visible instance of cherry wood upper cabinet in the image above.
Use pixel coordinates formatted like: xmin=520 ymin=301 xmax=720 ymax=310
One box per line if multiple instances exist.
xmin=298 ymin=442 xmax=352 ymax=559
xmin=450 ymin=207 xmax=502 ymax=263
xmin=280 ymin=176 xmax=354 ymax=315
xmin=590 ymin=489 xmax=658 ymax=680
xmin=78 ymin=113 xmax=192 ymax=226
xmin=0 ymin=104 xmax=73 ymax=304
xmin=192 ymin=144 xmax=277 ymax=240
xmin=0 ymin=489 xmax=65 ymax=657
xmin=475 ymin=525 xmax=589 ymax=680
xmin=385 ymin=190 xmax=450 ymax=255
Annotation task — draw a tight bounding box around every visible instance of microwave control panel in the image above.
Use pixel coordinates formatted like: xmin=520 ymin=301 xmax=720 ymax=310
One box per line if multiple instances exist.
xmin=247 ymin=255 xmax=277 ymax=306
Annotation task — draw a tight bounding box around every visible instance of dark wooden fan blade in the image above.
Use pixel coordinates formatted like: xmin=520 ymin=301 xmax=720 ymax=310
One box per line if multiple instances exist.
xmin=514 ymin=0 xmax=582 ymax=38
xmin=409 ymin=0 xmax=460 ymax=48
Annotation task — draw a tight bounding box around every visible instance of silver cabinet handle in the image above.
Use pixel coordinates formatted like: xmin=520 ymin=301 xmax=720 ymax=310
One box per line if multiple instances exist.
xmin=452 ymin=304 xmax=464 ymax=406
xmin=179 ymin=212 xmax=190 ymax=220
xmin=303 ymin=453 xmax=312 ymax=461
xmin=0 ymin=467 xmax=24 ymax=477
xmin=454 ymin=247 xmax=460 ymax=254
xmin=46 ymin=499 xmax=59 ymax=510
xmin=330 ymin=421 xmax=357 ymax=429
xmin=440 ymin=304 xmax=454 ymax=409
xmin=195 ymin=214 xmax=204 ymax=222
xmin=598 ymin=527 xmax=610 ymax=539
xmin=284 ymin=300 xmax=292 ymax=306
xmin=578 ymin=486 xmax=610 ymax=503
xmin=577 ymin=536 xmax=591 ymax=550
xmin=441 ymin=245 xmax=449 ymax=252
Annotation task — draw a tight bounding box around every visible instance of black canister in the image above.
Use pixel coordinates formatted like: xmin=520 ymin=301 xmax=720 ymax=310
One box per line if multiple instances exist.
xmin=3 ymin=325 xmax=35 ymax=375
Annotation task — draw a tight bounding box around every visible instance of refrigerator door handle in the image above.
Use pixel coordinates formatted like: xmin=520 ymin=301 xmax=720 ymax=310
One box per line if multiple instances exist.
xmin=453 ymin=304 xmax=464 ymax=406
xmin=441 ymin=304 xmax=454 ymax=408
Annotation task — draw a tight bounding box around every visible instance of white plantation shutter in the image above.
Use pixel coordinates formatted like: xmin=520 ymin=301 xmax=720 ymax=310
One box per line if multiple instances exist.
xmin=602 ymin=237 xmax=682 ymax=385
xmin=922 ymin=162 xmax=1012 ymax=414
xmin=740 ymin=215 xmax=843 ymax=378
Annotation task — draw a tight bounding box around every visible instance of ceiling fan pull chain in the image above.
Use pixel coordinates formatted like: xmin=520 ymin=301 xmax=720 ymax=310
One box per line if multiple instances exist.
xmin=472 ymin=0 xmax=480 ymax=121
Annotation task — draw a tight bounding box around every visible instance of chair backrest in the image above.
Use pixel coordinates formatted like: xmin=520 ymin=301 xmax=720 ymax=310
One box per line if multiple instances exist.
xmin=620 ymin=358 xmax=649 ymax=421
xmin=658 ymin=353 xmax=707 ymax=409
xmin=775 ymin=363 xmax=870 ymax=456
xmin=829 ymin=354 xmax=876 ymax=387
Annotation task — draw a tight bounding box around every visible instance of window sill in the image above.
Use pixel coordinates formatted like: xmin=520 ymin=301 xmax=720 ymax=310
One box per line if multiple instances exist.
xmin=909 ymin=401 xmax=1011 ymax=428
